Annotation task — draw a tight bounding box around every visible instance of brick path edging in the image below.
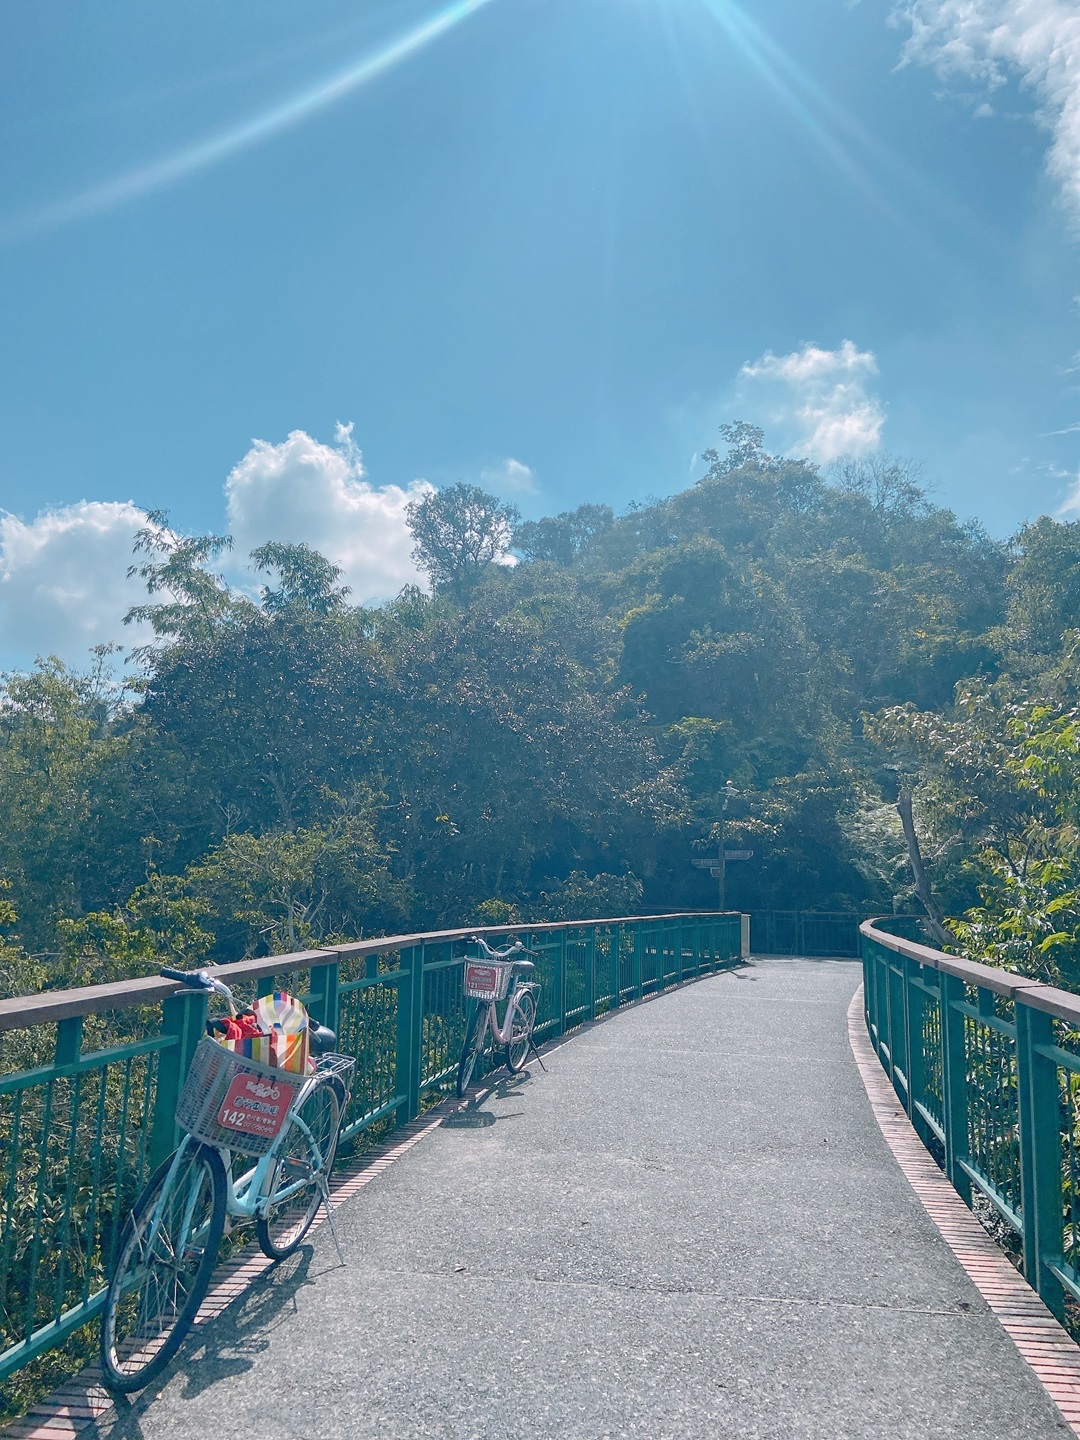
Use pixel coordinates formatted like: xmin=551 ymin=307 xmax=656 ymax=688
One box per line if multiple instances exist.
xmin=848 ymin=982 xmax=1080 ymax=1435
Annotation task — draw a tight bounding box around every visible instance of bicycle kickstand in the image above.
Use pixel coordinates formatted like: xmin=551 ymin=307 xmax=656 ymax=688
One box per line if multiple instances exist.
xmin=528 ymin=1036 xmax=547 ymax=1072
xmin=317 ymin=1174 xmax=347 ymax=1267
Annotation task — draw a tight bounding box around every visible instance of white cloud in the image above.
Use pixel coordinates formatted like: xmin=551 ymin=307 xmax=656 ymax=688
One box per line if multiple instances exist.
xmin=894 ymin=0 xmax=1080 ymax=222
xmin=1057 ymin=470 xmax=1080 ymax=514
xmin=225 ymin=426 xmax=432 ymax=603
xmin=738 ymin=339 xmax=885 ymax=461
xmin=0 ymin=501 xmax=151 ymax=666
xmin=479 ymin=457 xmax=538 ymax=496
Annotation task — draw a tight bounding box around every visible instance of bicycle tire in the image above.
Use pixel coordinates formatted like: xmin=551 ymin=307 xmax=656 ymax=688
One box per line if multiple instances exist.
xmin=505 ymin=987 xmax=537 ymax=1073
xmin=256 ymin=1073 xmax=344 ymax=1260
xmin=456 ymin=1002 xmax=489 ymax=1097
xmin=100 ymin=1141 xmax=227 ymax=1394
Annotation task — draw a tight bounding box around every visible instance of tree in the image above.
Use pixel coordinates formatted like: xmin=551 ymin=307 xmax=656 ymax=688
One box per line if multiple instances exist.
xmin=946 ymin=702 xmax=1080 ymax=985
xmin=999 ymin=517 xmax=1080 ymax=671
xmin=514 ymin=504 xmax=614 ymax=565
xmin=124 ymin=511 xmax=242 ymax=642
xmin=250 ymin=542 xmax=350 ymax=616
xmin=405 ymin=483 xmax=519 ymax=596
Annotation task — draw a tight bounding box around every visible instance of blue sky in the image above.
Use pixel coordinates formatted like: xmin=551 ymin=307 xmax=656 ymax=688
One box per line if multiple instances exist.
xmin=1 ymin=0 xmax=1079 ymax=667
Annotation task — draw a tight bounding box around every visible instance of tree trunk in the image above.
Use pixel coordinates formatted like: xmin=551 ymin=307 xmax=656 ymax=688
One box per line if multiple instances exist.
xmin=897 ymin=789 xmax=952 ymax=949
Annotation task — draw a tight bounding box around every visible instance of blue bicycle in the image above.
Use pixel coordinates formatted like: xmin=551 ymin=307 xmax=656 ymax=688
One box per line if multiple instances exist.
xmin=100 ymin=967 xmax=353 ymax=1393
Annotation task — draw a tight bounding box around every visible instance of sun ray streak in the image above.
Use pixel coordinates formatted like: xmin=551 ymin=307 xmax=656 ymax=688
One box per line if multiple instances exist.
xmin=692 ymin=0 xmax=995 ymax=262
xmin=0 ymin=0 xmax=498 ymax=243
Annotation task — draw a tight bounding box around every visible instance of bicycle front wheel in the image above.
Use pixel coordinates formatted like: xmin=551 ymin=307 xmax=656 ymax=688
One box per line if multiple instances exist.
xmin=505 ymin=987 xmax=537 ymax=1073
xmin=456 ymin=1003 xmax=489 ymax=1096
xmin=256 ymin=1073 xmax=344 ymax=1260
xmin=100 ymin=1141 xmax=227 ymax=1394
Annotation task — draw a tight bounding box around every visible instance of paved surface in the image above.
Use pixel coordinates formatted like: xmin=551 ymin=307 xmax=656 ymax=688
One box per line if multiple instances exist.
xmin=91 ymin=957 xmax=1071 ymax=1439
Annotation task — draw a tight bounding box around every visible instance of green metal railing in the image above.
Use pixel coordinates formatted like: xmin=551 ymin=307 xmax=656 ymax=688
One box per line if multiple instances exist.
xmin=750 ymin=911 xmax=861 ymax=957
xmin=862 ymin=918 xmax=1080 ymax=1321
xmin=0 ymin=911 xmax=741 ymax=1385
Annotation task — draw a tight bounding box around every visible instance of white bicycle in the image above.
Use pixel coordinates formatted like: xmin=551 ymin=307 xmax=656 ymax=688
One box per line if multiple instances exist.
xmin=456 ymin=936 xmax=541 ymax=1096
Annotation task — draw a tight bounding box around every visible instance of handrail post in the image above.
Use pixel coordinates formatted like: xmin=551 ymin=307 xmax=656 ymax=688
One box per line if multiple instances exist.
xmin=940 ymin=973 xmax=972 ymax=1206
xmin=903 ymin=957 xmax=930 ymax=1144
xmin=633 ymin=921 xmax=644 ymax=1001
xmin=307 ymin=958 xmax=340 ymax=1034
xmin=150 ymin=988 xmax=208 ymax=1169
xmin=586 ymin=928 xmax=597 ymax=1021
xmin=897 ymin=954 xmax=916 ymax=1113
xmin=555 ymin=929 xmax=568 ymax=1035
xmin=1016 ymin=1002 xmax=1066 ymax=1318
xmin=610 ymin=926 xmax=621 ymax=1011
xmin=395 ymin=944 xmax=425 ymax=1125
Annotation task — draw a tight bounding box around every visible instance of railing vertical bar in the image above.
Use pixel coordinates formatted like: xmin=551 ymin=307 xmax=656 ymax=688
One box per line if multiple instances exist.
xmin=52 ymin=1017 xmax=85 ymax=1318
xmin=105 ymin=1058 xmax=137 ymax=1274
xmin=396 ymin=945 xmax=424 ymax=1124
xmin=555 ymin=928 xmax=567 ymax=1035
xmin=150 ymin=989 xmax=207 ymax=1170
xmin=0 ymin=1089 xmax=24 ymax=1315
xmin=82 ymin=1064 xmax=110 ymax=1306
xmin=308 ymin=959 xmax=340 ymax=1035
xmin=23 ymin=1076 xmax=58 ymax=1340
xmin=940 ymin=973 xmax=972 ymax=1207
xmin=593 ymin=927 xmax=601 ymax=1019
xmin=1016 ymin=1004 xmax=1066 ymax=1318
xmin=903 ymin=958 xmax=931 ymax=1144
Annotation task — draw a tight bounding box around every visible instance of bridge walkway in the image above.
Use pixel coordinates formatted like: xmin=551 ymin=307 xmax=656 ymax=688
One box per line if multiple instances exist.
xmin=90 ymin=956 xmax=1068 ymax=1440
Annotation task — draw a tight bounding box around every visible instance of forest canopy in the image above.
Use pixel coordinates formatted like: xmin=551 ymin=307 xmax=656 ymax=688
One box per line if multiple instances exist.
xmin=3 ymin=423 xmax=1079 ymax=992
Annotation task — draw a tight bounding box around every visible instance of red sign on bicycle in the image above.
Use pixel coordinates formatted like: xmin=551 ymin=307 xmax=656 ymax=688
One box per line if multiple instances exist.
xmin=216 ymin=1072 xmax=293 ymax=1141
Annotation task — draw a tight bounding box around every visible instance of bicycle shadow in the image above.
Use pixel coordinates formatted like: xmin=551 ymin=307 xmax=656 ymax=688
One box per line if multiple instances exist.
xmin=87 ymin=1245 xmax=318 ymax=1438
xmin=443 ymin=1072 xmax=531 ymax=1128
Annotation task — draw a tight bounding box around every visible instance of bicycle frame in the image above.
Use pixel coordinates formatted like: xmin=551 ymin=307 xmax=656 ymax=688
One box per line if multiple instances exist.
xmin=140 ymin=1069 xmax=333 ymax=1262
xmin=474 ymin=980 xmax=538 ymax=1049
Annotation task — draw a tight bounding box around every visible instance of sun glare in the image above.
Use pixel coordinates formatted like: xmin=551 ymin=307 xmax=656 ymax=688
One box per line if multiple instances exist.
xmin=0 ymin=0 xmax=498 ymax=242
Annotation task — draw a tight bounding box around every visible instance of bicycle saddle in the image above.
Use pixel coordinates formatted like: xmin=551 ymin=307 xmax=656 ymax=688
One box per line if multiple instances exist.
xmin=308 ymin=1022 xmax=337 ymax=1054
xmin=511 ymin=958 xmax=536 ymax=975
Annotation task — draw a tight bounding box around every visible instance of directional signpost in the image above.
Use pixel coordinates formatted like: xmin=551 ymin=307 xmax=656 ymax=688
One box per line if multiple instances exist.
xmin=691 ymin=849 xmax=753 ymax=909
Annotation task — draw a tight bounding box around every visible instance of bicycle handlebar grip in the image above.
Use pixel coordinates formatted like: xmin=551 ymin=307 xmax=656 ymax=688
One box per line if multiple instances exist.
xmin=160 ymin=966 xmax=211 ymax=988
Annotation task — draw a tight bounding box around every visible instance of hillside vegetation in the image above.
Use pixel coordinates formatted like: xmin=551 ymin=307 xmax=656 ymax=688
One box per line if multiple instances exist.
xmin=4 ymin=424 xmax=1080 ymax=991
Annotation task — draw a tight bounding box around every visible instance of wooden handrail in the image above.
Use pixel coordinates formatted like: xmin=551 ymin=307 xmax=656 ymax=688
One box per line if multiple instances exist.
xmin=860 ymin=917 xmax=1080 ymax=1020
xmin=0 ymin=913 xmax=734 ymax=1033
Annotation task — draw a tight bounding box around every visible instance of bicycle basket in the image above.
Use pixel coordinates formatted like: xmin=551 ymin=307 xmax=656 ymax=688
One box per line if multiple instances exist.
xmin=176 ymin=1036 xmax=307 ymax=1158
xmin=463 ymin=959 xmax=512 ymax=1002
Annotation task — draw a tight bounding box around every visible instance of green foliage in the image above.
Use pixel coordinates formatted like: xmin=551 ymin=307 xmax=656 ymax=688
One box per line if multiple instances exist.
xmin=250 ymin=541 xmax=351 ymax=615
xmin=945 ymin=703 xmax=1080 ymax=984
xmin=533 ymin=870 xmax=644 ymax=922
xmin=471 ymin=898 xmax=522 ymax=926
xmin=514 ymin=503 xmax=614 ymax=565
xmin=124 ymin=510 xmax=242 ymax=641
xmin=2 ymin=421 xmax=1071 ymax=996
xmin=405 ymin=483 xmax=519 ymax=595
xmin=56 ymin=873 xmax=215 ymax=986
xmin=185 ymin=811 xmax=406 ymax=957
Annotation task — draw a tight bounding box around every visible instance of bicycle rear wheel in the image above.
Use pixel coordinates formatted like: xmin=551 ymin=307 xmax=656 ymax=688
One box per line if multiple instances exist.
xmin=456 ymin=1002 xmax=489 ymax=1096
xmin=100 ymin=1141 xmax=227 ymax=1394
xmin=505 ymin=987 xmax=537 ymax=1073
xmin=256 ymin=1073 xmax=344 ymax=1260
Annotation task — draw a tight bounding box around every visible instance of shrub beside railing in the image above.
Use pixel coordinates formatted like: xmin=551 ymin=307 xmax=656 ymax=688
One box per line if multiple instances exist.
xmin=0 ymin=911 xmax=742 ymax=1391
xmin=862 ymin=918 xmax=1080 ymax=1323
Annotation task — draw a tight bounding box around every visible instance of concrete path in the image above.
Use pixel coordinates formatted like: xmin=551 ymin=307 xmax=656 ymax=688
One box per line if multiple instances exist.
xmin=92 ymin=956 xmax=1071 ymax=1439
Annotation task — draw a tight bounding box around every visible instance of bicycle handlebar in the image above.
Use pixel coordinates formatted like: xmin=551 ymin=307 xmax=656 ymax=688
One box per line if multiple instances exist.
xmin=466 ymin=936 xmax=538 ymax=960
xmin=160 ymin=966 xmax=236 ymax=1005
